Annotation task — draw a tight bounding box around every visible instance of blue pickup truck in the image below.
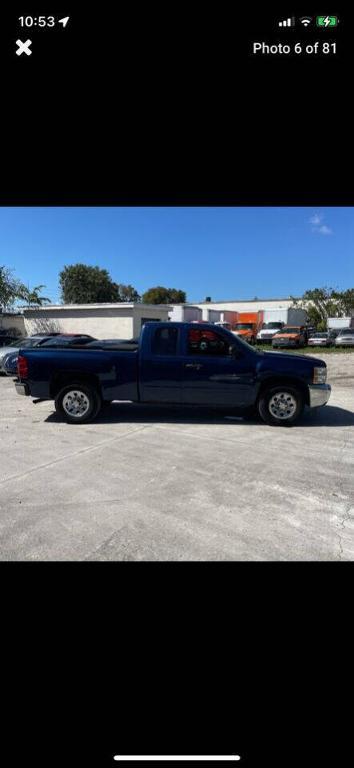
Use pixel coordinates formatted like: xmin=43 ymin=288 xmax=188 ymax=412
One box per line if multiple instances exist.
xmin=14 ymin=322 xmax=331 ymax=426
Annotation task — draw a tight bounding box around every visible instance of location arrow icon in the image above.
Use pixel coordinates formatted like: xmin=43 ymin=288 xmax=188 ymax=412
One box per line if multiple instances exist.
xmin=58 ymin=17 xmax=70 ymax=27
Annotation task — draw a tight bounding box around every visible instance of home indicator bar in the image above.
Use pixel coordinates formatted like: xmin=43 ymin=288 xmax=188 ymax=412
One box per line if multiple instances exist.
xmin=113 ymin=757 xmax=241 ymax=763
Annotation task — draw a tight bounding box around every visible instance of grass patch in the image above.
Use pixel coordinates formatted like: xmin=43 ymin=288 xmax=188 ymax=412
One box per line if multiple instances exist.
xmin=255 ymin=344 xmax=354 ymax=355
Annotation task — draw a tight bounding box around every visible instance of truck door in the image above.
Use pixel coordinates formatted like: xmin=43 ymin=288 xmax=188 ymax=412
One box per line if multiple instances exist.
xmin=181 ymin=328 xmax=256 ymax=407
xmin=139 ymin=325 xmax=182 ymax=403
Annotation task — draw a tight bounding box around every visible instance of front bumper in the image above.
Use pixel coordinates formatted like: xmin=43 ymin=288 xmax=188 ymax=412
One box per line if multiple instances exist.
xmin=308 ymin=384 xmax=331 ymax=408
xmin=15 ymin=382 xmax=30 ymax=396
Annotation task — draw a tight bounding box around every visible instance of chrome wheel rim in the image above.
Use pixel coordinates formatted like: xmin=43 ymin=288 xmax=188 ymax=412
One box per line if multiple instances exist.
xmin=269 ymin=391 xmax=297 ymax=420
xmin=62 ymin=390 xmax=90 ymax=418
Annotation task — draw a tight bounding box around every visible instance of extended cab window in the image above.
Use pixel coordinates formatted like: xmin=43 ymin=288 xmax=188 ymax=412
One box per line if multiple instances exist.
xmin=151 ymin=327 xmax=178 ymax=355
xmin=188 ymin=329 xmax=231 ymax=356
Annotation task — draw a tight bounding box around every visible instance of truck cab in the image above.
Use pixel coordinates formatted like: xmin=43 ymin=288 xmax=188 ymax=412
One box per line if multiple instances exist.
xmin=272 ymin=326 xmax=307 ymax=348
xmin=256 ymin=322 xmax=284 ymax=343
xmin=232 ymin=322 xmax=258 ymax=344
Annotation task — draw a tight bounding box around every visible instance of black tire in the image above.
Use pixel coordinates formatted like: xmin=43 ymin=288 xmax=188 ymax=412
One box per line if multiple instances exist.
xmin=258 ymin=385 xmax=304 ymax=427
xmin=55 ymin=383 xmax=102 ymax=424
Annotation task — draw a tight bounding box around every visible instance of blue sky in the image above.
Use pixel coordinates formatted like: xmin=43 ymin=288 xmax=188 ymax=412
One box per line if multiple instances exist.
xmin=0 ymin=207 xmax=352 ymax=304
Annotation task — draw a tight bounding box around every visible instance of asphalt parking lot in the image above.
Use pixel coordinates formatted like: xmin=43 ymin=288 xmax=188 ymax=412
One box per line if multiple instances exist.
xmin=0 ymin=352 xmax=353 ymax=561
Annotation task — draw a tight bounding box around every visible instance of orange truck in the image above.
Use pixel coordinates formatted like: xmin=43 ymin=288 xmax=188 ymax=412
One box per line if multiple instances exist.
xmin=272 ymin=325 xmax=307 ymax=349
xmin=231 ymin=311 xmax=264 ymax=345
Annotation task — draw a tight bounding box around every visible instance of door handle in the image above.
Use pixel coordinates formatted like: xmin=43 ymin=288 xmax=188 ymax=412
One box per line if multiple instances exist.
xmin=184 ymin=363 xmax=203 ymax=370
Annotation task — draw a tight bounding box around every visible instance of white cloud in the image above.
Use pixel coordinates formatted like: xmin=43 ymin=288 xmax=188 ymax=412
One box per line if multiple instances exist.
xmin=309 ymin=213 xmax=323 ymax=225
xmin=308 ymin=212 xmax=333 ymax=235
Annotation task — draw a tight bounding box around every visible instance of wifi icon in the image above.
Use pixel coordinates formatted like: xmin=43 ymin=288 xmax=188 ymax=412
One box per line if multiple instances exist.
xmin=300 ymin=17 xmax=312 ymax=27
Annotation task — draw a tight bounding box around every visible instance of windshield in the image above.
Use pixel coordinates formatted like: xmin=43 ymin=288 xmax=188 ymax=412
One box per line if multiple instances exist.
xmin=262 ymin=322 xmax=283 ymax=330
xmin=275 ymin=327 xmax=300 ymax=335
xmin=234 ymin=323 xmax=254 ymax=330
xmin=338 ymin=328 xmax=354 ymax=335
xmin=310 ymin=332 xmax=327 ymax=338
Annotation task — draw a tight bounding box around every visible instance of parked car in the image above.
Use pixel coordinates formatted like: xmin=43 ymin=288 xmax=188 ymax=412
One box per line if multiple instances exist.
xmin=0 ymin=334 xmax=22 ymax=347
xmin=334 ymin=328 xmax=354 ymax=347
xmin=2 ymin=351 xmax=19 ymax=376
xmin=307 ymin=331 xmax=333 ymax=347
xmin=14 ymin=322 xmax=331 ymax=427
xmin=328 ymin=328 xmax=341 ymax=340
xmin=2 ymin=334 xmax=97 ymax=375
xmin=272 ymin=326 xmax=307 ymax=349
xmin=0 ymin=335 xmax=54 ymax=373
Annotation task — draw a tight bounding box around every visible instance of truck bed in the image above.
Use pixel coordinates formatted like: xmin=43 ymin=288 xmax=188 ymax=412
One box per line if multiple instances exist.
xmin=18 ymin=345 xmax=139 ymax=401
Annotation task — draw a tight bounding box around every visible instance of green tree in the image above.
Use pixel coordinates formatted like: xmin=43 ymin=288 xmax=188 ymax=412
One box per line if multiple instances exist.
xmin=0 ymin=266 xmax=24 ymax=310
xmin=142 ymin=286 xmax=186 ymax=304
xmin=116 ymin=284 xmax=141 ymax=302
xmin=331 ymin=288 xmax=354 ymax=316
xmin=18 ymin=284 xmax=51 ymax=307
xmin=291 ymin=287 xmax=354 ymax=331
xmin=59 ymin=264 xmax=121 ymax=303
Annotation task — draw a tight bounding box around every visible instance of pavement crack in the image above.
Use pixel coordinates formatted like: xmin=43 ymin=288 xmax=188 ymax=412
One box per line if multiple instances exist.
xmin=0 ymin=425 xmax=149 ymax=487
xmin=336 ymin=504 xmax=353 ymax=561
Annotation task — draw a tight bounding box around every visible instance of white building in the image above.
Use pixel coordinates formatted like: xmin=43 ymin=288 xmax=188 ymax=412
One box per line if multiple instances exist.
xmin=168 ymin=305 xmax=202 ymax=322
xmin=169 ymin=298 xmax=303 ymax=324
xmin=22 ymin=303 xmax=171 ymax=339
xmin=194 ymin=297 xmax=300 ymax=313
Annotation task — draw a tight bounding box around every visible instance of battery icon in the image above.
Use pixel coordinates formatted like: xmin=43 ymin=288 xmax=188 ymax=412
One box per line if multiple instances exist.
xmin=316 ymin=16 xmax=338 ymax=27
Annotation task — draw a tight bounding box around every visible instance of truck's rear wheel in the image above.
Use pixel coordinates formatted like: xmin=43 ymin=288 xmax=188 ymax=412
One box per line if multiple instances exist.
xmin=55 ymin=384 xmax=102 ymax=424
xmin=258 ymin=385 xmax=304 ymax=426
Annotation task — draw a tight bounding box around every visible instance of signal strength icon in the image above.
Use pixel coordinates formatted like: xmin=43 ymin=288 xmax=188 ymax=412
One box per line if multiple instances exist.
xmin=300 ymin=17 xmax=312 ymax=27
xmin=278 ymin=17 xmax=295 ymax=27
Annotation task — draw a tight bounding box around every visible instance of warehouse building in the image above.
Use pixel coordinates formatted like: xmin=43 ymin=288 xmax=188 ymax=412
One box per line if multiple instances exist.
xmin=22 ymin=303 xmax=171 ymax=339
xmin=168 ymin=298 xmax=301 ymax=323
xmin=195 ymin=297 xmax=299 ymax=313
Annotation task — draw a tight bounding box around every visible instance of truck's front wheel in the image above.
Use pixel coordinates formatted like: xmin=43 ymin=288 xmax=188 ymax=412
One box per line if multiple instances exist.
xmin=258 ymin=385 xmax=304 ymax=426
xmin=55 ymin=384 xmax=102 ymax=424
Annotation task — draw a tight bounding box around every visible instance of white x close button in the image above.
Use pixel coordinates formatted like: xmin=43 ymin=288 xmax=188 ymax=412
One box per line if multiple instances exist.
xmin=16 ymin=39 xmax=32 ymax=56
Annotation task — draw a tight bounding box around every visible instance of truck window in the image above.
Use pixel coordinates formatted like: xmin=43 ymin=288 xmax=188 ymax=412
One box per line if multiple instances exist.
xmin=151 ymin=327 xmax=178 ymax=355
xmin=187 ymin=329 xmax=231 ymax=356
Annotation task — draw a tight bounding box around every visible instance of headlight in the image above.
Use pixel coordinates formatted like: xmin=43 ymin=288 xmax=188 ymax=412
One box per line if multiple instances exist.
xmin=313 ymin=366 xmax=327 ymax=383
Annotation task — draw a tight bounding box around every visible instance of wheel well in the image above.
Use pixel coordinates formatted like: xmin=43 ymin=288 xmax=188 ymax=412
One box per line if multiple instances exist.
xmin=50 ymin=372 xmax=101 ymax=399
xmin=257 ymin=377 xmax=309 ymax=406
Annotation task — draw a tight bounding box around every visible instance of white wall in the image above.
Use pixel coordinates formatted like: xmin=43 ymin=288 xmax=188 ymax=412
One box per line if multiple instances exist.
xmin=196 ymin=299 xmax=296 ymax=312
xmin=0 ymin=314 xmax=26 ymax=334
xmin=169 ymin=306 xmax=202 ymax=322
xmin=23 ymin=308 xmax=134 ymax=339
xmin=201 ymin=308 xmax=221 ymax=322
xmin=132 ymin=306 xmax=171 ymax=337
xmin=23 ymin=305 xmax=171 ymax=340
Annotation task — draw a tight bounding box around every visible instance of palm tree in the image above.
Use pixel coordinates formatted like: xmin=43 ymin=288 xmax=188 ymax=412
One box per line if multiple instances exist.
xmin=19 ymin=284 xmax=51 ymax=307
